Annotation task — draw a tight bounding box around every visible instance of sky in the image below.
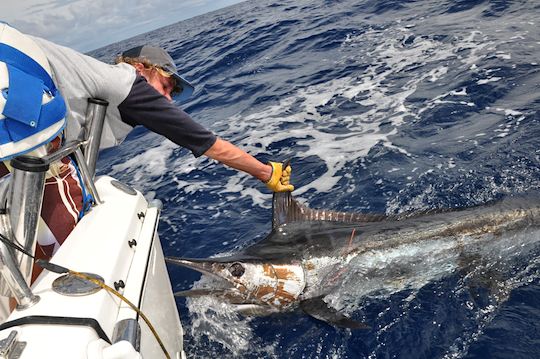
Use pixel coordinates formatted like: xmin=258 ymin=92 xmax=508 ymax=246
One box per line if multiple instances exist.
xmin=1 ymin=0 xmax=245 ymax=51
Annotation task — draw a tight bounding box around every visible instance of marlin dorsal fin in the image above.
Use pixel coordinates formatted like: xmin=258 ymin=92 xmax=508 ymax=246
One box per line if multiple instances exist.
xmin=271 ymin=192 xmax=386 ymax=230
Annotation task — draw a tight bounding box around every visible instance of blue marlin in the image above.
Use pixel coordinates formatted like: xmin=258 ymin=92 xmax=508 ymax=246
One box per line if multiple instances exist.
xmin=166 ymin=192 xmax=540 ymax=328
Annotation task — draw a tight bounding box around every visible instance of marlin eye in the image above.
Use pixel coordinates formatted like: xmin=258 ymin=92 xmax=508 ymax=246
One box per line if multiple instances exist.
xmin=229 ymin=262 xmax=245 ymax=278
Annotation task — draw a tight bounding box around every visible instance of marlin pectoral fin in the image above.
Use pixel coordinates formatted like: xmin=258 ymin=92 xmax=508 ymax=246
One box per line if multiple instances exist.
xmin=299 ymin=296 xmax=370 ymax=330
xmin=457 ymin=254 xmax=510 ymax=307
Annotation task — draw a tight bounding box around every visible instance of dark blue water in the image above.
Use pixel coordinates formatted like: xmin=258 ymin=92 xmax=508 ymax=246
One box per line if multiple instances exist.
xmin=91 ymin=0 xmax=540 ymax=357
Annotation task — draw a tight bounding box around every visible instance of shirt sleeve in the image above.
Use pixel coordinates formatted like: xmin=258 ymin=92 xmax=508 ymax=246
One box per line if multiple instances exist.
xmin=118 ymin=76 xmax=217 ymax=157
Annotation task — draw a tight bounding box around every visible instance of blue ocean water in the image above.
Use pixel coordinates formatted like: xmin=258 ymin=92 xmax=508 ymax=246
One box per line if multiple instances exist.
xmin=91 ymin=0 xmax=540 ymax=357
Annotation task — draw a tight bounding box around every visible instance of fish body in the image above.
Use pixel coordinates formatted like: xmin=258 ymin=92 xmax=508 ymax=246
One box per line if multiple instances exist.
xmin=167 ymin=192 xmax=540 ymax=328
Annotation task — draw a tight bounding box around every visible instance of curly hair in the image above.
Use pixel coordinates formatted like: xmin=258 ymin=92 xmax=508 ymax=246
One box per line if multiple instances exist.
xmin=116 ymin=55 xmax=182 ymax=94
xmin=115 ymin=55 xmax=173 ymax=79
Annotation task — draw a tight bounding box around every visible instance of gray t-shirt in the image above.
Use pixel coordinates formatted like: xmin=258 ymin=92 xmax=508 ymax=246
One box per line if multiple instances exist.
xmin=31 ymin=36 xmax=136 ymax=149
xmin=31 ymin=36 xmax=216 ymax=156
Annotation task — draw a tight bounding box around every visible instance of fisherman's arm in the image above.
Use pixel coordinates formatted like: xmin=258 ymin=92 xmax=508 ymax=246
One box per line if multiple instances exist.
xmin=203 ymin=138 xmax=271 ymax=181
xmin=118 ymin=76 xmax=217 ymax=156
xmin=204 ymin=140 xmax=294 ymax=191
xmin=118 ymin=76 xmax=293 ymax=191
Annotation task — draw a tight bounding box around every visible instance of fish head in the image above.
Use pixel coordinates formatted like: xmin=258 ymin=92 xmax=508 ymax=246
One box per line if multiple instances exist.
xmin=167 ymin=257 xmax=306 ymax=310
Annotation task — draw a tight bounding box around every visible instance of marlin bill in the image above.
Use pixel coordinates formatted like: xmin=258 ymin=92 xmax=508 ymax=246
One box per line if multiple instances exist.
xmin=166 ymin=192 xmax=540 ymax=329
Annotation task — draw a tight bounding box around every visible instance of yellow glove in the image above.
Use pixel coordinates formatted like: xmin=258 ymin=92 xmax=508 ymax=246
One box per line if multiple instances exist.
xmin=265 ymin=161 xmax=294 ymax=192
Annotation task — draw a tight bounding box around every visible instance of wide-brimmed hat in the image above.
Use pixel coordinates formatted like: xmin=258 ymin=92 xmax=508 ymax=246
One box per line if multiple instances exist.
xmin=121 ymin=45 xmax=194 ymax=102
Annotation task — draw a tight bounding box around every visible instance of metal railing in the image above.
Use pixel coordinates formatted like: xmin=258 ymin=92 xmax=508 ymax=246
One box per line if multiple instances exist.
xmin=0 ymin=98 xmax=108 ymax=308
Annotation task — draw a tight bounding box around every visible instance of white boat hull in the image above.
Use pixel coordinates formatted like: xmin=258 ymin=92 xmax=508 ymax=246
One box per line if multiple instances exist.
xmin=0 ymin=176 xmax=185 ymax=358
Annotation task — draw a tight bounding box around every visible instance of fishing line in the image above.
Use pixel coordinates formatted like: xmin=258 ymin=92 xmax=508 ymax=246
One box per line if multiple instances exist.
xmin=0 ymin=232 xmax=35 ymax=259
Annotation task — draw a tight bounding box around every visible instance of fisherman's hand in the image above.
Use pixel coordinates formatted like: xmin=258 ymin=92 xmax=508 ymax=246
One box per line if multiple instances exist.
xmin=265 ymin=162 xmax=294 ymax=192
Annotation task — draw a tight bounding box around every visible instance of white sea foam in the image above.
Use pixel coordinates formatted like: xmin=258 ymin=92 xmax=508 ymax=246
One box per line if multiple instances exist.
xmin=458 ymin=31 xmax=492 ymax=66
xmin=477 ymin=76 xmax=501 ymax=85
xmin=185 ymin=276 xmax=280 ymax=357
xmin=186 ymin=295 xmax=255 ymax=352
xmin=111 ymin=137 xmax=177 ymax=181
xmin=495 ymin=52 xmax=511 ymax=60
xmin=207 ymin=24 xmax=487 ymax=200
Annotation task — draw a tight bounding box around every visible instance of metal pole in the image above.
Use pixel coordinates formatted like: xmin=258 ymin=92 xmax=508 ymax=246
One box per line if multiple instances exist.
xmin=43 ymin=140 xmax=84 ymax=164
xmin=83 ymin=98 xmax=108 ymax=178
xmin=0 ymin=156 xmax=47 ymax=308
xmin=0 ymin=239 xmax=40 ymax=309
xmin=74 ymin=149 xmax=102 ymax=204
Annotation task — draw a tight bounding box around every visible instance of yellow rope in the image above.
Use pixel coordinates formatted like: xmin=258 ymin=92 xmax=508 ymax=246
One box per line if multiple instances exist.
xmin=70 ymin=270 xmax=171 ymax=359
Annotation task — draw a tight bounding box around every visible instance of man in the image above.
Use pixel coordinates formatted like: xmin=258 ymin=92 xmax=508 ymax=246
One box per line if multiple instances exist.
xmin=14 ymin=36 xmax=293 ymax=268
xmin=112 ymin=45 xmax=291 ymax=188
